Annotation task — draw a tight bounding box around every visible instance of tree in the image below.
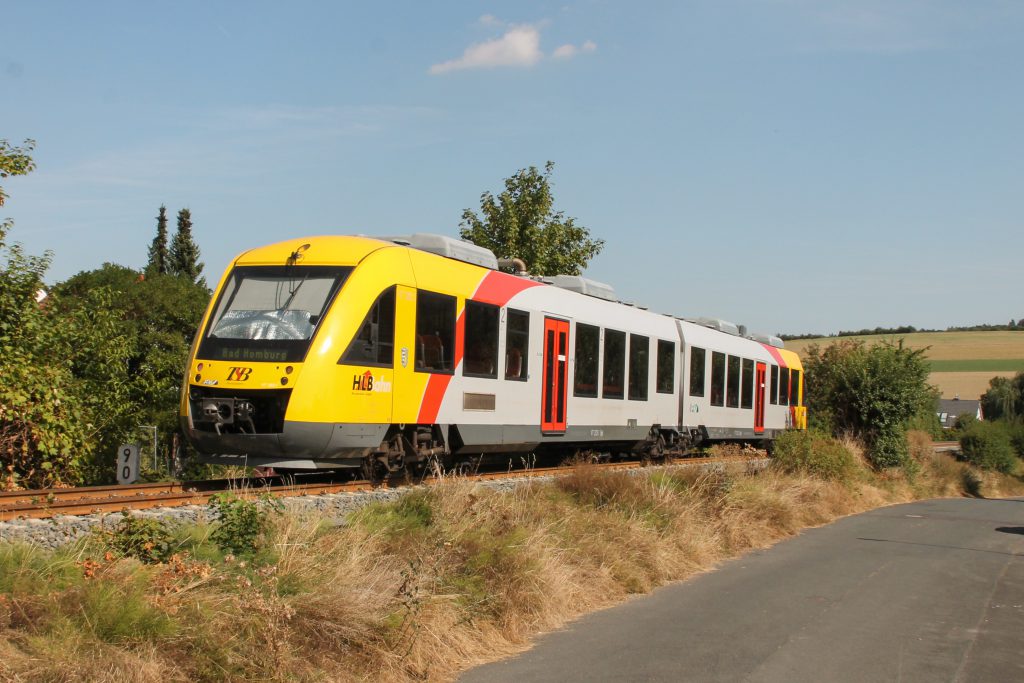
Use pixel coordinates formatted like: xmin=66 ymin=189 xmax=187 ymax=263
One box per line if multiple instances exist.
xmin=803 ymin=339 xmax=937 ymax=468
xmin=1 ymin=139 xmax=36 ymax=213
xmin=55 ymin=264 xmax=211 ymax=472
xmin=459 ymin=161 xmax=604 ymax=276
xmin=146 ymin=205 xmax=169 ymax=276
xmin=169 ymin=207 xmax=203 ymax=282
xmin=981 ymin=373 xmax=1023 ymax=422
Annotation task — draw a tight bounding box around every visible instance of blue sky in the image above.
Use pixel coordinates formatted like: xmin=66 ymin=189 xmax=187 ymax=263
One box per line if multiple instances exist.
xmin=3 ymin=0 xmax=1021 ymax=335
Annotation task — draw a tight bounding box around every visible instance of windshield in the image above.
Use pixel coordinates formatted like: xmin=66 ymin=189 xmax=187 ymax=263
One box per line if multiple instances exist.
xmin=198 ymin=265 xmax=352 ymax=362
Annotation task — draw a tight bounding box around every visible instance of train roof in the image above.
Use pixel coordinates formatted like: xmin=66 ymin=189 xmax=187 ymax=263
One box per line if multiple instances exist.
xmin=233 ymin=232 xmax=785 ymax=351
xmin=234 ymin=235 xmax=390 ymax=266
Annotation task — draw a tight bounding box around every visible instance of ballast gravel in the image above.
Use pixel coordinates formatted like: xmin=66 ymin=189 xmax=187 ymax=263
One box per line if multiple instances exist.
xmin=0 ymin=459 xmax=767 ymax=550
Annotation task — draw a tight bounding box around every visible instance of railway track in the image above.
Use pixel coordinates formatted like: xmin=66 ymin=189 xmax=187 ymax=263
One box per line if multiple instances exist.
xmin=1 ymin=442 xmax=963 ymax=522
xmin=0 ymin=456 xmax=754 ymax=522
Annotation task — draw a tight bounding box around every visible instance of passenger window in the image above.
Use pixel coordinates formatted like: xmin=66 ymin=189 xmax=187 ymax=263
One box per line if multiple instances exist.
xmin=574 ymin=323 xmax=600 ymax=397
xmin=628 ymin=334 xmax=649 ymax=401
xmin=726 ymin=355 xmax=741 ymax=408
xmin=464 ymin=300 xmax=499 ymax=378
xmin=740 ymin=358 xmax=753 ymax=409
xmin=779 ymin=368 xmax=790 ymax=406
xmin=656 ymin=339 xmax=675 ymax=394
xmin=340 ymin=286 xmax=396 ymax=367
xmin=504 ymin=309 xmax=529 ymax=380
xmin=415 ymin=291 xmax=456 ymax=373
xmin=689 ymin=347 xmax=706 ymax=397
xmin=770 ymin=365 xmax=779 ymax=405
xmin=791 ymin=369 xmax=801 ymax=406
xmin=602 ymin=329 xmax=626 ymax=399
xmin=710 ymin=351 xmax=725 ymax=407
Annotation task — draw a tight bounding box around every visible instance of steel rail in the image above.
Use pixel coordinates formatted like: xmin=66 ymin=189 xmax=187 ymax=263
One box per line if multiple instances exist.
xmin=0 ymin=455 xmax=749 ymax=522
xmin=1 ymin=442 xmax=963 ymax=522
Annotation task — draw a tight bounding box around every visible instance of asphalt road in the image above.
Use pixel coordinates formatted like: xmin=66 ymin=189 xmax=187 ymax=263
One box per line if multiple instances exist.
xmin=460 ymin=497 xmax=1024 ymax=683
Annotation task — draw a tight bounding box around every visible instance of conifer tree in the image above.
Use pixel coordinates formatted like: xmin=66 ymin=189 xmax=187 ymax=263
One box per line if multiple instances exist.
xmin=145 ymin=205 xmax=169 ymax=275
xmin=168 ymin=208 xmax=203 ymax=282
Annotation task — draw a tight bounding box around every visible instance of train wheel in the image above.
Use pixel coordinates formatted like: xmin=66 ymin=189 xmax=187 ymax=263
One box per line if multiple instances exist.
xmin=361 ymin=457 xmax=388 ymax=483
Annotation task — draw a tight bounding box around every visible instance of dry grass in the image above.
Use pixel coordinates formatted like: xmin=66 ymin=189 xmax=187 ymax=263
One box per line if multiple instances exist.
xmin=1 ymin=443 xmax=1022 ymax=682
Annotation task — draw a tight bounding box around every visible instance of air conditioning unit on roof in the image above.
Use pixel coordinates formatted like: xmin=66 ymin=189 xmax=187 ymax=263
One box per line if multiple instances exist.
xmin=691 ymin=317 xmax=740 ymax=336
xmin=547 ymin=275 xmax=617 ymax=302
xmin=378 ymin=233 xmax=499 ymax=270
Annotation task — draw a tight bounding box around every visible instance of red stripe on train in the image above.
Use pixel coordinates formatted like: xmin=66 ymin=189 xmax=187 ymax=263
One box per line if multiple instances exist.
xmin=760 ymin=343 xmax=789 ymax=368
xmin=471 ymin=270 xmax=542 ymax=306
xmin=416 ymin=308 xmax=466 ymax=423
xmin=416 ymin=272 xmax=539 ymax=423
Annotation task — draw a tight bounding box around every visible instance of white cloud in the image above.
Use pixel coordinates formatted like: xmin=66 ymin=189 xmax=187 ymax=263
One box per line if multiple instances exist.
xmin=478 ymin=14 xmax=503 ymax=28
xmin=553 ymin=40 xmax=597 ymax=60
xmin=430 ymin=26 xmax=543 ymax=74
xmin=552 ymin=44 xmax=577 ymax=59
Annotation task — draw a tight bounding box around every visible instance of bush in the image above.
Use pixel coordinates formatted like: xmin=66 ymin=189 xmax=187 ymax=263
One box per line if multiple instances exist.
xmin=208 ymin=493 xmax=282 ymax=556
xmin=803 ymin=339 xmax=936 ymax=469
xmin=959 ymin=422 xmax=1018 ymax=474
xmin=771 ymin=431 xmax=860 ymax=483
xmin=102 ymin=512 xmax=174 ymax=564
xmin=871 ymin=428 xmax=909 ymax=469
xmin=1007 ymin=423 xmax=1024 ymax=459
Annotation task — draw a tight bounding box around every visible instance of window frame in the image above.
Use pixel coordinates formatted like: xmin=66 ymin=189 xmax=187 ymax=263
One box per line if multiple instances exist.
xmin=462 ymin=300 xmax=500 ymax=379
xmin=779 ymin=367 xmax=791 ymax=406
xmin=602 ymin=328 xmax=626 ymax=400
xmin=656 ymin=339 xmax=675 ymax=394
xmin=573 ymin=322 xmax=600 ymax=398
xmin=726 ymin=355 xmax=741 ymax=408
xmin=339 ymin=286 xmax=396 ymax=368
xmin=710 ymin=351 xmax=726 ymax=407
xmin=414 ymin=290 xmax=457 ymax=375
xmin=770 ymin=365 xmax=779 ymax=405
xmin=628 ymin=333 xmax=650 ymax=401
xmin=740 ymin=358 xmax=754 ymax=409
xmin=503 ymin=308 xmax=530 ymax=381
xmin=689 ymin=346 xmax=706 ymax=397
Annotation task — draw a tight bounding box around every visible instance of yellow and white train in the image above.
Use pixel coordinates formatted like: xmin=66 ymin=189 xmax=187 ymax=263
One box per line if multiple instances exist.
xmin=180 ymin=234 xmax=806 ymax=476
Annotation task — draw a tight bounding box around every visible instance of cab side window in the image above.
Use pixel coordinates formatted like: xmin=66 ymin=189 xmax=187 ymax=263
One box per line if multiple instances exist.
xmin=415 ymin=291 xmax=456 ymax=373
xmin=779 ymin=368 xmax=791 ymax=406
xmin=340 ymin=286 xmax=395 ymax=367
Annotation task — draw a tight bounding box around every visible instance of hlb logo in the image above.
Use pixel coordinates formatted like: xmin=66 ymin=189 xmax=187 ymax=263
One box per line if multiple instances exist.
xmin=352 ymin=371 xmax=392 ymax=393
xmin=353 ymin=370 xmax=374 ymax=391
xmin=227 ymin=367 xmax=253 ymax=382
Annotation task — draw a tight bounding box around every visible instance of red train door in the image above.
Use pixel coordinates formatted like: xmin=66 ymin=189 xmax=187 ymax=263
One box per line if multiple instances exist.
xmin=541 ymin=317 xmax=569 ymax=433
xmin=754 ymin=362 xmax=766 ymax=434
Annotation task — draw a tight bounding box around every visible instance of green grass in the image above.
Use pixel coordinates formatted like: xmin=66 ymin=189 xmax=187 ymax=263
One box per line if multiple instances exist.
xmin=928 ymin=359 xmax=1024 ymax=372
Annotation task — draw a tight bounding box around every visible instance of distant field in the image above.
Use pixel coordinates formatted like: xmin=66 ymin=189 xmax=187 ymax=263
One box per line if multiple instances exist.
xmin=785 ymin=331 xmax=1024 ymax=399
xmin=928 ymin=359 xmax=1024 ymax=372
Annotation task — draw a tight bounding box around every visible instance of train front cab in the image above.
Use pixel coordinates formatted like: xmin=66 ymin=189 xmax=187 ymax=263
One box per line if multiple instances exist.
xmin=181 ymin=237 xmax=424 ymax=468
xmin=181 ymin=236 xmax=545 ymax=470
